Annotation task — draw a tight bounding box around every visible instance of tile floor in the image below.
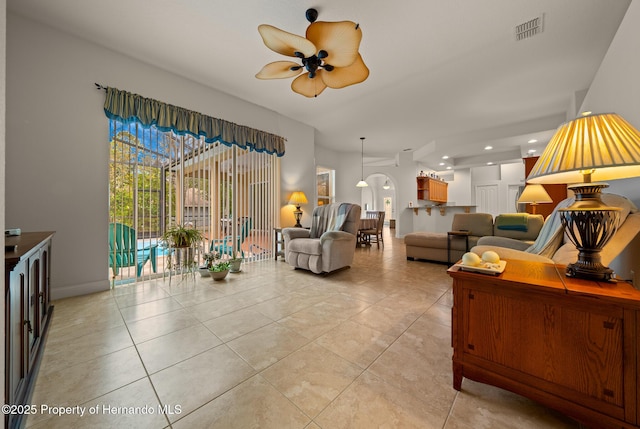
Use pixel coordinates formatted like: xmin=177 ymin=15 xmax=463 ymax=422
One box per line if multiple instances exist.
xmin=25 ymin=229 xmax=581 ymax=428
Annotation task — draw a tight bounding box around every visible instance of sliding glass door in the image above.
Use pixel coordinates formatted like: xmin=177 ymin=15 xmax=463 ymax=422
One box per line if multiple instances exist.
xmin=108 ymin=119 xmax=280 ymax=285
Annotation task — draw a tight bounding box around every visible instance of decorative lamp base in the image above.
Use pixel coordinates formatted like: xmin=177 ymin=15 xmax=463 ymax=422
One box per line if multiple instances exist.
xmin=559 ymin=183 xmax=620 ymax=281
xmin=293 ymin=206 xmax=303 ymax=228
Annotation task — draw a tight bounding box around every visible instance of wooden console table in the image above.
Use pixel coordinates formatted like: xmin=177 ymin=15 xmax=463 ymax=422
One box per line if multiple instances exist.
xmin=448 ymin=259 xmax=640 ymax=429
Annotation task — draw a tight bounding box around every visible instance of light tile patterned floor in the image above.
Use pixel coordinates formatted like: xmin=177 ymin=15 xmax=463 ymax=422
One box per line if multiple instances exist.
xmin=25 ymin=229 xmax=581 ymax=428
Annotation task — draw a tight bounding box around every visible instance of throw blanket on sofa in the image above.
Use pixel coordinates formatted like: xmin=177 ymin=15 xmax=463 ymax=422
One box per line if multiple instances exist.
xmin=310 ymin=203 xmax=352 ymax=238
xmin=496 ymin=213 xmax=529 ymax=231
xmin=525 ymin=198 xmax=574 ymax=257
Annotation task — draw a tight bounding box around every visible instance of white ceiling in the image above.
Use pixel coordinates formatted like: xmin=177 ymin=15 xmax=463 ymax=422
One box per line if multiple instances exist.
xmin=7 ymin=0 xmax=631 ymax=171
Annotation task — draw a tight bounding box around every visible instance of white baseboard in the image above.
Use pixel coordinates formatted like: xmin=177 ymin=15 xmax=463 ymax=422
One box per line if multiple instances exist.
xmin=51 ymin=279 xmax=110 ymax=301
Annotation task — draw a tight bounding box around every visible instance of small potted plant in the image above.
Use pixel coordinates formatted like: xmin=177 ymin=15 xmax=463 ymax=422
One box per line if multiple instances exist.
xmin=229 ymin=251 xmax=243 ymax=273
xmin=198 ymin=252 xmax=216 ymax=277
xmin=209 ymin=258 xmax=231 ymax=281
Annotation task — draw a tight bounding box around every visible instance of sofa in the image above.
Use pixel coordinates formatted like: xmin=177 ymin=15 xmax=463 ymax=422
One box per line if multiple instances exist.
xmin=405 ymin=212 xmax=544 ymax=264
xmin=472 ymin=194 xmax=640 ymax=282
xmin=283 ymin=202 xmax=361 ymax=274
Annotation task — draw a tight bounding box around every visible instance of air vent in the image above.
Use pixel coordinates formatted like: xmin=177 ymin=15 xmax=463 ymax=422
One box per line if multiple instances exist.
xmin=515 ymin=14 xmax=544 ymax=41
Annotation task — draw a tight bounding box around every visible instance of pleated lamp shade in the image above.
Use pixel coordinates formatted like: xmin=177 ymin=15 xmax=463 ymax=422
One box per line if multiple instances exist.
xmin=527 ymin=113 xmax=640 ymax=184
xmin=517 ymin=184 xmax=553 ymax=204
xmin=288 ymin=191 xmax=308 ymax=207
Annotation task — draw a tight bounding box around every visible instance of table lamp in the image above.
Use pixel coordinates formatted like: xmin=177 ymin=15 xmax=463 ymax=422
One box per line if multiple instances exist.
xmin=517 ymin=184 xmax=553 ymax=214
xmin=288 ymin=191 xmax=308 ymax=227
xmin=527 ymin=112 xmax=640 ymax=280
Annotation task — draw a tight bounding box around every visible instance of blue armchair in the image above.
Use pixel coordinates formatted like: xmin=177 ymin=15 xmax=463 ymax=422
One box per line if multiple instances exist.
xmin=109 ymin=222 xmax=158 ymax=277
xmin=210 ymin=217 xmax=252 ymax=258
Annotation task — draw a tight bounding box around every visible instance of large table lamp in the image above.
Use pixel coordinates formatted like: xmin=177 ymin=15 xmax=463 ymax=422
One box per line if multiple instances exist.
xmin=527 ymin=112 xmax=640 ymax=281
xmin=517 ymin=184 xmax=553 ymax=214
xmin=288 ymin=191 xmax=308 ymax=227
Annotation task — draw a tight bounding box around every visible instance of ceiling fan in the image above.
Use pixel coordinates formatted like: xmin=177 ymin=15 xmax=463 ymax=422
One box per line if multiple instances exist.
xmin=256 ymin=8 xmax=369 ymax=98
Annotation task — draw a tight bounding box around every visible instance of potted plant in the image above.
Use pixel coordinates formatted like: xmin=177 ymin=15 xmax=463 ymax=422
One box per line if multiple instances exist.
xmin=161 ymin=224 xmax=203 ymax=272
xmin=161 ymin=224 xmax=203 ymax=248
xmin=229 ymin=251 xmax=243 ymax=273
xmin=209 ymin=259 xmax=231 ymax=281
xmin=198 ymin=252 xmax=216 ymax=277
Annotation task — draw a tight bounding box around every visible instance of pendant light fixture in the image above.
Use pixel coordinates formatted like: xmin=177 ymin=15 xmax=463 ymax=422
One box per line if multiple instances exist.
xmin=356 ymin=137 xmax=368 ymax=187
xmin=383 ymin=179 xmax=391 ymax=190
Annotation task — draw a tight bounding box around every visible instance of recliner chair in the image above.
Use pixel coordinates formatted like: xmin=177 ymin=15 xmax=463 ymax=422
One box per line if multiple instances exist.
xmin=283 ymin=203 xmax=361 ymax=274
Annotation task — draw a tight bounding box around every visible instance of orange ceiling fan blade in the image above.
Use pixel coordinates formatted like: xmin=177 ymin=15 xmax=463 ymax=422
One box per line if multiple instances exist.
xmin=256 ymin=61 xmax=304 ymax=79
xmin=306 ymin=21 xmax=362 ymax=67
xmin=291 ymin=73 xmax=327 ymax=98
xmin=321 ymin=54 xmax=369 ymax=89
xmin=258 ymin=24 xmax=317 ymax=58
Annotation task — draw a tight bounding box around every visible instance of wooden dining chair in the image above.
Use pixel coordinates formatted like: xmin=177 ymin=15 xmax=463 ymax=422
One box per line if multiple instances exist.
xmin=360 ymin=211 xmax=385 ymax=248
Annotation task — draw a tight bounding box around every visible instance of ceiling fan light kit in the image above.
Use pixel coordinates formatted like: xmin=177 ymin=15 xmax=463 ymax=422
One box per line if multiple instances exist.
xmin=256 ymin=8 xmax=369 ymax=97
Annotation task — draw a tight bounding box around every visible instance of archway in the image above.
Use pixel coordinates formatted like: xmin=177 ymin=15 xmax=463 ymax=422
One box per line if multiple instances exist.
xmin=359 ymin=173 xmax=397 ymax=230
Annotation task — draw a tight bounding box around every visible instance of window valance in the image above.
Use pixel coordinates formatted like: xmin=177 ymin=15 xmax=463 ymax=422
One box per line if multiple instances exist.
xmin=102 ymin=86 xmax=285 ymax=156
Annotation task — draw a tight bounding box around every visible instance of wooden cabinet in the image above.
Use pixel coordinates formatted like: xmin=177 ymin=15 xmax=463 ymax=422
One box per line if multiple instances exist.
xmin=449 ymin=259 xmax=640 ymax=429
xmin=5 ymin=232 xmax=54 ymax=429
xmin=523 ymin=156 xmax=567 ymax=218
xmin=416 ymin=176 xmax=447 ymax=203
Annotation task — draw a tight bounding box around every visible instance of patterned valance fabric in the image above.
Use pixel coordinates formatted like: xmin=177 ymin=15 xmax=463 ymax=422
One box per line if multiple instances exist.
xmin=103 ymin=86 xmax=285 ymax=156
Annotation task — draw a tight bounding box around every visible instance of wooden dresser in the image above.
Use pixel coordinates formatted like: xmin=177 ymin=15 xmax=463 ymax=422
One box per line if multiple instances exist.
xmin=5 ymin=232 xmax=54 ymax=429
xmin=449 ymin=259 xmax=640 ymax=429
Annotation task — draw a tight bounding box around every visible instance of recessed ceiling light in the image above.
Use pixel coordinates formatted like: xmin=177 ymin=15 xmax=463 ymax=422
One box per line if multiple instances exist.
xmin=487 ymin=162 xmax=494 ymax=165
xmin=442 ymin=155 xmax=449 ymax=159
xmin=581 ymin=111 xmax=592 ymax=116
xmin=439 ymin=162 xmax=445 ymax=166
xmin=484 ymin=145 xmax=493 ymax=150
xmin=528 ymin=149 xmax=536 ymax=154
xmin=446 ymin=166 xmax=452 ymax=170
xmin=528 ymin=139 xmax=537 ymax=144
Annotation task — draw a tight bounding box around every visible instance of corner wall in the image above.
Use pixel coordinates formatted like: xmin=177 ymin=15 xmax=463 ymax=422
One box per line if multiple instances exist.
xmin=6 ymin=13 xmax=315 ymax=299
xmin=581 ymin=0 xmax=640 ymax=207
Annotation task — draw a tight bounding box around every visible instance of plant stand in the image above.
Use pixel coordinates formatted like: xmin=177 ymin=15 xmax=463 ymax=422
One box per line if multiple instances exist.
xmin=167 ymin=246 xmax=197 ymax=283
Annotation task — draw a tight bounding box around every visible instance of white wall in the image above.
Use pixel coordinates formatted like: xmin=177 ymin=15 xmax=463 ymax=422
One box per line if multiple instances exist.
xmin=581 ymin=0 xmax=640 ymax=207
xmin=1 ymin=0 xmax=6 ymax=410
xmin=6 ymin=13 xmax=315 ymax=299
xmin=447 ymin=169 xmax=472 ymax=206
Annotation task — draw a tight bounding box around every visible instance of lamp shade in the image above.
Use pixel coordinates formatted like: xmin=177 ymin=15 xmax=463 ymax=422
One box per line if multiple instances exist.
xmin=288 ymin=191 xmax=308 ymax=206
xmin=527 ymin=113 xmax=640 ymax=184
xmin=517 ymin=184 xmax=553 ymax=204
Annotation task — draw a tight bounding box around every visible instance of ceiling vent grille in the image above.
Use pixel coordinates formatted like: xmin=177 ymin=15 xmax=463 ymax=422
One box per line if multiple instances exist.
xmin=515 ymin=14 xmax=544 ymax=41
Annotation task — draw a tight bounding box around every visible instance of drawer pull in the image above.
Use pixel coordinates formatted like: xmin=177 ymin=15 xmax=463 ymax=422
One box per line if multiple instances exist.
xmin=602 ymin=321 xmax=615 ymax=330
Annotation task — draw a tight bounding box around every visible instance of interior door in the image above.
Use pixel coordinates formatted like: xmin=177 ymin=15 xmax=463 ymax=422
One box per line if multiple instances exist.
xmin=475 ymin=184 xmax=499 ymax=215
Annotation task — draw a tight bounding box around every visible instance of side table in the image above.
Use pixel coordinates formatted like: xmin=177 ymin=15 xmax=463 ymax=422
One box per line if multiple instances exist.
xmin=274 ymin=227 xmax=284 ymax=260
xmin=447 ymin=230 xmax=470 ymax=265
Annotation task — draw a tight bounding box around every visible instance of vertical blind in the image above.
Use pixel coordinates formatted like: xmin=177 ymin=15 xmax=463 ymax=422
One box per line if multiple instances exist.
xmin=108 ymin=119 xmax=281 ymax=284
